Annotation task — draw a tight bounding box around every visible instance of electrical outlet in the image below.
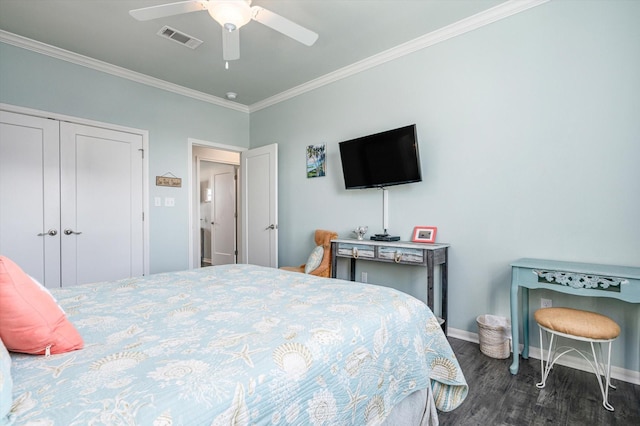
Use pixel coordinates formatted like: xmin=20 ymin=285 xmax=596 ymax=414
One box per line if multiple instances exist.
xmin=361 ymin=272 xmax=367 ymax=283
xmin=541 ymin=298 xmax=552 ymax=309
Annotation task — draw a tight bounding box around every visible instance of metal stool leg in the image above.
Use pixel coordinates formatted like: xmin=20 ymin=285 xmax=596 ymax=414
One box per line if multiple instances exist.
xmin=536 ymin=327 xmax=555 ymax=389
xmin=536 ymin=325 xmax=616 ymax=412
xmin=590 ymin=341 xmax=614 ymax=411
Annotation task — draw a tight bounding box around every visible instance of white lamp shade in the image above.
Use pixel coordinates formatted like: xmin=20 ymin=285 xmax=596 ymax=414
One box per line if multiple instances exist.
xmin=207 ymin=1 xmax=252 ymax=29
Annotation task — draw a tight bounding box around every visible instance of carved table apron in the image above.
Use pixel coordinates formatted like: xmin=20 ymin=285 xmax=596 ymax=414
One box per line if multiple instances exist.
xmin=509 ymin=258 xmax=640 ymax=375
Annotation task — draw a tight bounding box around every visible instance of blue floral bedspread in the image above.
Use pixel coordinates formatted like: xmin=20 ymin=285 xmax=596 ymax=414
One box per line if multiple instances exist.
xmin=9 ymin=264 xmax=467 ymax=425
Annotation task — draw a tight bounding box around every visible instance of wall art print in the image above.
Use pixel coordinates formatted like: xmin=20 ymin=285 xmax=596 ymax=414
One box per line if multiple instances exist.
xmin=306 ymin=144 xmax=326 ymax=178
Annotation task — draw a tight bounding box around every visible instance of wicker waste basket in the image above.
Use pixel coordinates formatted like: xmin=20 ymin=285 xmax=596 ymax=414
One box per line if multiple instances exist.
xmin=476 ymin=314 xmax=511 ymax=359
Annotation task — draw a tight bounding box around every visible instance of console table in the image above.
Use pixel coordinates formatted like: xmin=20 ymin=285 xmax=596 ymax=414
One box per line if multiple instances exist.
xmin=510 ymin=258 xmax=640 ymax=374
xmin=330 ymin=239 xmax=449 ymax=333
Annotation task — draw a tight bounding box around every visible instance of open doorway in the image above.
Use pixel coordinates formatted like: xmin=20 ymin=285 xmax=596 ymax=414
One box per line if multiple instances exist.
xmin=190 ymin=142 xmax=241 ymax=269
xmin=188 ymin=139 xmax=278 ymax=270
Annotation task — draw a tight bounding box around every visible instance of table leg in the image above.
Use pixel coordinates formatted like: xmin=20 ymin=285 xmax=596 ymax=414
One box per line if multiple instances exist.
xmin=441 ymin=248 xmax=448 ymax=335
xmin=350 ymin=258 xmax=356 ymax=281
xmin=522 ymin=288 xmax=529 ymax=359
xmin=426 ymin=251 xmax=435 ymax=314
xmin=509 ymin=274 xmax=520 ymax=375
xmin=330 ymin=242 xmax=338 ymax=279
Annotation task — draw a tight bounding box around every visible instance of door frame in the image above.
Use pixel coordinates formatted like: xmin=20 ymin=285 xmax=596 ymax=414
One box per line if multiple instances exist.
xmin=0 ymin=103 xmax=150 ymax=276
xmin=187 ymin=138 xmax=245 ymax=269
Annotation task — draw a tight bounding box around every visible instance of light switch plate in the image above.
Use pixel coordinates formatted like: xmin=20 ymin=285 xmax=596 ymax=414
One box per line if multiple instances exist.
xmin=165 ymin=197 xmax=175 ymax=207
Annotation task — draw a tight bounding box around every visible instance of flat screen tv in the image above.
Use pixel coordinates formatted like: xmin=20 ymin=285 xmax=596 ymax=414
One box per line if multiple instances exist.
xmin=339 ymin=124 xmax=422 ymax=189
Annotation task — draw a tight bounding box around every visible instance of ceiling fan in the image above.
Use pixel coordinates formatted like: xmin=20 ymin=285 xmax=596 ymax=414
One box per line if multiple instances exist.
xmin=129 ymin=0 xmax=318 ymax=61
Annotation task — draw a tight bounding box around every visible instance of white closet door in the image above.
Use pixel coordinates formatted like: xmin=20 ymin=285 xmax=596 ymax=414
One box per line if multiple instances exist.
xmin=0 ymin=111 xmax=61 ymax=287
xmin=60 ymin=122 xmax=144 ymax=285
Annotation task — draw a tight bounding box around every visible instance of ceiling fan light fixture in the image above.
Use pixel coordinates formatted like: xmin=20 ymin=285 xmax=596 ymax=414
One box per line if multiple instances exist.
xmin=208 ymin=0 xmax=252 ymax=30
xmin=130 ymin=0 xmax=318 ymax=63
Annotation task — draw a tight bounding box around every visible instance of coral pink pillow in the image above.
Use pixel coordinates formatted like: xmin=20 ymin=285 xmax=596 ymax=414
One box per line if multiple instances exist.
xmin=0 ymin=256 xmax=83 ymax=355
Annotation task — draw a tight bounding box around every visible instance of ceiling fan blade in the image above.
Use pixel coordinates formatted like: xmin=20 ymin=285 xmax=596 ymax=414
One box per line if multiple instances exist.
xmin=129 ymin=1 xmax=208 ymax=21
xmin=251 ymin=6 xmax=318 ymax=46
xmin=222 ymin=28 xmax=240 ymax=61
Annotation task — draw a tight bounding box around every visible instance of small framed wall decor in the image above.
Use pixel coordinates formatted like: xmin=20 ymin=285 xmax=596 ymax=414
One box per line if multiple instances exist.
xmin=412 ymin=226 xmax=437 ymax=243
xmin=306 ymin=144 xmax=326 ymax=178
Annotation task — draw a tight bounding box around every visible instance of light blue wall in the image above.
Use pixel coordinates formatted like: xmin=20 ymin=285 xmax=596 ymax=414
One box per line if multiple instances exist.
xmin=250 ymin=1 xmax=640 ymax=372
xmin=1 ymin=0 xmax=638 ymax=374
xmin=0 ymin=42 xmax=249 ymax=273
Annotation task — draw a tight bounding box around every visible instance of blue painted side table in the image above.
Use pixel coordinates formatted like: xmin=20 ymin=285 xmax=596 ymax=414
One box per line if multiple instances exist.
xmin=509 ymin=258 xmax=640 ymax=374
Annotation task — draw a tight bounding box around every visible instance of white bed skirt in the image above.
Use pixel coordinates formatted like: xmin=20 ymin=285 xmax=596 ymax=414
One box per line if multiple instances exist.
xmin=382 ymin=386 xmax=439 ymax=426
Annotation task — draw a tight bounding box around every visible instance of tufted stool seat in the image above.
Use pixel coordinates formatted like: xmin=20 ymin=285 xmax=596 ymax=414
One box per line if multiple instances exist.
xmin=534 ymin=307 xmax=620 ymax=411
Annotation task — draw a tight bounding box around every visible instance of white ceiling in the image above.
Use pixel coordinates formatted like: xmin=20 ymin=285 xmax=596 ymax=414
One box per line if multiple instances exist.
xmin=0 ymin=0 xmax=512 ymax=108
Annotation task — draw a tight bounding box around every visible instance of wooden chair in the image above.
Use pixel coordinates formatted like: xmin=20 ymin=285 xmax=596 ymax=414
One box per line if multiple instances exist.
xmin=534 ymin=307 xmax=620 ymax=411
xmin=280 ymin=229 xmax=338 ymax=278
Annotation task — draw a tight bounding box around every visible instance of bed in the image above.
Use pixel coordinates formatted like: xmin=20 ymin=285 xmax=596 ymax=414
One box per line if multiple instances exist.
xmin=4 ymin=263 xmax=467 ymax=425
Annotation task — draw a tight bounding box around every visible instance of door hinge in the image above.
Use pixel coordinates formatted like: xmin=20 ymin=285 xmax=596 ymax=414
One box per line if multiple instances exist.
xmin=138 ymin=148 xmax=144 ymax=159
xmin=234 ymin=250 xmax=238 ymax=255
xmin=142 ymin=212 xmax=144 ymax=221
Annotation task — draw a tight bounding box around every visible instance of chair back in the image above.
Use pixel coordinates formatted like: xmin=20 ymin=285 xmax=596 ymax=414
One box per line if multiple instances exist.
xmin=312 ymin=229 xmax=338 ymax=277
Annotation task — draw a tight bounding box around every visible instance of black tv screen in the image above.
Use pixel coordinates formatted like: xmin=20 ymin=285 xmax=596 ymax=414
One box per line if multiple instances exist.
xmin=339 ymin=124 xmax=422 ymax=189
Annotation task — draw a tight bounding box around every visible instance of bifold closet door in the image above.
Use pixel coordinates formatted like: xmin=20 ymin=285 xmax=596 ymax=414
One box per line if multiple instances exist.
xmin=0 ymin=111 xmax=61 ymax=287
xmin=1 ymin=111 xmax=144 ymax=287
xmin=60 ymin=122 xmax=144 ymax=286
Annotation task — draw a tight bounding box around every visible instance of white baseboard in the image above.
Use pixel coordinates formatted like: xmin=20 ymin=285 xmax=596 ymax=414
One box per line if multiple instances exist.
xmin=447 ymin=327 xmax=640 ymax=386
xmin=447 ymin=327 xmax=480 ymax=344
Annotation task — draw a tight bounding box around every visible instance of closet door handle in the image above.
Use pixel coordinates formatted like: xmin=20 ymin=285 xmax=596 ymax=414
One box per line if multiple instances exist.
xmin=37 ymin=229 xmax=58 ymax=236
xmin=64 ymin=229 xmax=82 ymax=235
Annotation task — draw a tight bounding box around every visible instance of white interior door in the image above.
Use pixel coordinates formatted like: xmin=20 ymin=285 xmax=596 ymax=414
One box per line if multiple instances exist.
xmin=0 ymin=111 xmax=61 ymax=287
xmin=60 ymin=122 xmax=144 ymax=285
xmin=211 ymin=166 xmax=237 ymax=265
xmin=240 ymin=143 xmax=278 ymax=267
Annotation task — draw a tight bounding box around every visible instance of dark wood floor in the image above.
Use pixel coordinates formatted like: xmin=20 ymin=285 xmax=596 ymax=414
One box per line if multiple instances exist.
xmin=438 ymin=338 xmax=640 ymax=426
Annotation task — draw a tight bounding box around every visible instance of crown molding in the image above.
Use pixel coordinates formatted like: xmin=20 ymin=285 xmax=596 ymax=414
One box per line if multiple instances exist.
xmin=0 ymin=30 xmax=249 ymax=114
xmin=248 ymin=0 xmax=550 ymax=112
xmin=0 ymin=0 xmax=548 ymax=115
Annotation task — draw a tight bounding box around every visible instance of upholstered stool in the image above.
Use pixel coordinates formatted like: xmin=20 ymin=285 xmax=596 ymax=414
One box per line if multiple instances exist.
xmin=534 ymin=307 xmax=620 ymax=411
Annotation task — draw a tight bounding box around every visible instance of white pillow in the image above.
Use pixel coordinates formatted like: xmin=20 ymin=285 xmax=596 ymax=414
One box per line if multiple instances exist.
xmin=29 ymin=275 xmax=65 ymax=314
xmin=1 ymin=337 xmax=13 ymax=425
xmin=304 ymin=246 xmax=324 ymax=274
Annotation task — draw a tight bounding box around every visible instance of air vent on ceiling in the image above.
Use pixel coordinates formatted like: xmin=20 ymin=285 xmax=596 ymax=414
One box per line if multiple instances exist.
xmin=157 ymin=26 xmax=203 ymax=49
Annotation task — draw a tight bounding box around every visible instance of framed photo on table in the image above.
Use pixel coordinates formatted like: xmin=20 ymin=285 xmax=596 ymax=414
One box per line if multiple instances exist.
xmin=411 ymin=226 xmax=437 ymax=243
